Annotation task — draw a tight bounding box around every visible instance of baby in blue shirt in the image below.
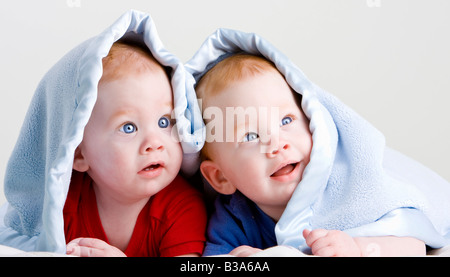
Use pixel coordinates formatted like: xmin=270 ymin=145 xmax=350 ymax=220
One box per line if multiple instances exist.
xmin=196 ymin=53 xmax=425 ymax=257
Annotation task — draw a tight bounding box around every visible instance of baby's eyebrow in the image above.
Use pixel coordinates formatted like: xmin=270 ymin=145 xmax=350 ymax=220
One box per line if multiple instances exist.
xmin=234 ymin=121 xmax=246 ymax=134
xmin=164 ymin=101 xmax=174 ymax=109
xmin=108 ymin=109 xmax=135 ymax=125
xmin=111 ymin=110 xmax=132 ymax=119
xmin=161 ymin=101 xmax=174 ymax=116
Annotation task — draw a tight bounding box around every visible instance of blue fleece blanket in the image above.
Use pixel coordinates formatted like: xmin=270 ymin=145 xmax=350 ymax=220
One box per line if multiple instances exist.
xmin=185 ymin=28 xmax=450 ymax=251
xmin=0 ymin=10 xmax=204 ymax=253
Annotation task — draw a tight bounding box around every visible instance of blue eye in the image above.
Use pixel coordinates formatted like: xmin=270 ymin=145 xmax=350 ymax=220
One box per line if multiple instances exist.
xmin=281 ymin=116 xmax=293 ymax=126
xmin=158 ymin=117 xmax=170 ymax=128
xmin=243 ymin=132 xmax=259 ymax=142
xmin=120 ymin=123 xmax=137 ymax=134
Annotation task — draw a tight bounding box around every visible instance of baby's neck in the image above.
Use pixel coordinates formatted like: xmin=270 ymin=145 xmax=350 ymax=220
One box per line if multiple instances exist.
xmin=257 ymin=203 xmax=286 ymax=223
xmin=93 ymin=184 xmax=150 ymax=252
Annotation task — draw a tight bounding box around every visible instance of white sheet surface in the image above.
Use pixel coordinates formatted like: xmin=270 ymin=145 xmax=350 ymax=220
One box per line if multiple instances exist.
xmin=1 ymin=244 xmax=449 ymax=257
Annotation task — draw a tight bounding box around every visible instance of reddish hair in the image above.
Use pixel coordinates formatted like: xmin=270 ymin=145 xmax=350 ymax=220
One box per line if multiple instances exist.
xmin=196 ymin=54 xmax=281 ymax=100
xmin=100 ymin=40 xmax=165 ymax=83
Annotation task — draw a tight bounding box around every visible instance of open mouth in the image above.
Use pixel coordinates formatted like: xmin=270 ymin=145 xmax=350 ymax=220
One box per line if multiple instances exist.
xmin=142 ymin=164 xmax=162 ymax=171
xmin=138 ymin=161 xmax=165 ymax=178
xmin=271 ymin=162 xmax=299 ymax=177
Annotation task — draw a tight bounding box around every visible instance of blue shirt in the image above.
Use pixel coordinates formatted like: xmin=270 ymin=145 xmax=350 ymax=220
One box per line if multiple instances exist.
xmin=203 ymin=191 xmax=277 ymax=256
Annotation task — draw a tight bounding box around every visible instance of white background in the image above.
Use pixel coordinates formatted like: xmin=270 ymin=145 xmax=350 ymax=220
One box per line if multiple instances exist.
xmin=0 ymin=0 xmax=449 ymax=204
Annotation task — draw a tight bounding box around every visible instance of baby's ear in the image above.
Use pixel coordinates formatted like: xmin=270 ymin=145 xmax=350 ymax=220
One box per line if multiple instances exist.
xmin=73 ymin=146 xmax=89 ymax=172
xmin=200 ymin=160 xmax=236 ymax=195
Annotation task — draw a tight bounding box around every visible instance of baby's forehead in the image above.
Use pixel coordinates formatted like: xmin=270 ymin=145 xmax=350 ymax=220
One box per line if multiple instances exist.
xmin=101 ymin=41 xmax=168 ymax=83
xmin=95 ymin=70 xmax=174 ymax=115
xmin=199 ymin=68 xmax=282 ymax=101
xmin=206 ymin=69 xmax=297 ymax=101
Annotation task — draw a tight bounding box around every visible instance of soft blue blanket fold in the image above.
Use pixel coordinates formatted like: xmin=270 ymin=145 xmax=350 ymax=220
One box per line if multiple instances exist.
xmin=0 ymin=10 xmax=204 ymax=253
xmin=185 ymin=28 xmax=450 ymax=252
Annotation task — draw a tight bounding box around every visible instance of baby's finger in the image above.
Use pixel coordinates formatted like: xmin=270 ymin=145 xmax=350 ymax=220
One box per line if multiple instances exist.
xmin=76 ymin=238 xmax=109 ymax=250
xmin=229 ymin=246 xmax=262 ymax=257
xmin=75 ymin=245 xmax=106 ymax=257
xmin=313 ymin=245 xmax=337 ymax=257
xmin=67 ymin=237 xmax=84 ymax=245
xmin=66 ymin=243 xmax=80 ymax=256
xmin=309 ymin=235 xmax=333 ymax=255
xmin=304 ymin=229 xmax=328 ymax=247
xmin=302 ymin=229 xmax=311 ymax=239
xmin=66 ymin=238 xmax=85 ymax=255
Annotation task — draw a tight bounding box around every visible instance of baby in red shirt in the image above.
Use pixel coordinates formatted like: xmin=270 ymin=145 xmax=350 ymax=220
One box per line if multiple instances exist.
xmin=63 ymin=41 xmax=207 ymax=257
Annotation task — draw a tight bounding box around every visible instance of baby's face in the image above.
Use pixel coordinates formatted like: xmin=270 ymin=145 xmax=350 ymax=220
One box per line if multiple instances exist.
xmin=78 ymin=68 xmax=182 ymax=201
xmin=203 ymin=70 xmax=312 ymax=220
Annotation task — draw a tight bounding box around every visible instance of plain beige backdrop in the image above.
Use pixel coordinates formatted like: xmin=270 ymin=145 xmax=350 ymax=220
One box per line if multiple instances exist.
xmin=0 ymin=0 xmax=449 ymax=205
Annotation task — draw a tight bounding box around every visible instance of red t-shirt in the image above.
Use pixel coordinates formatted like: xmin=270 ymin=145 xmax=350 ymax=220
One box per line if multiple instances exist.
xmin=63 ymin=171 xmax=207 ymax=257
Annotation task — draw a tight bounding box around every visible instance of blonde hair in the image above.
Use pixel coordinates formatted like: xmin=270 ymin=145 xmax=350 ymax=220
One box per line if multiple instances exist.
xmin=196 ymin=54 xmax=281 ymax=100
xmin=100 ymin=40 xmax=166 ymax=83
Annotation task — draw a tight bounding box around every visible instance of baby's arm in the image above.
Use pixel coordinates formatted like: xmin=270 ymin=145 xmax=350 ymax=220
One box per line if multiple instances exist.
xmin=303 ymin=229 xmax=426 ymax=257
xmin=66 ymin=237 xmax=126 ymax=257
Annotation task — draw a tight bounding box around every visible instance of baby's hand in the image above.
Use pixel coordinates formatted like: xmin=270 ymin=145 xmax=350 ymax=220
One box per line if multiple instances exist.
xmin=66 ymin=237 xmax=126 ymax=257
xmin=303 ymin=229 xmax=362 ymax=257
xmin=228 ymin=245 xmax=263 ymax=257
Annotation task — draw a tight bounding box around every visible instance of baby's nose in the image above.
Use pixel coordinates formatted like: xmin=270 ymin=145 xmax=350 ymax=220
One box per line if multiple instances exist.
xmin=266 ymin=141 xmax=289 ymax=158
xmin=141 ymin=137 xmax=164 ymax=154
